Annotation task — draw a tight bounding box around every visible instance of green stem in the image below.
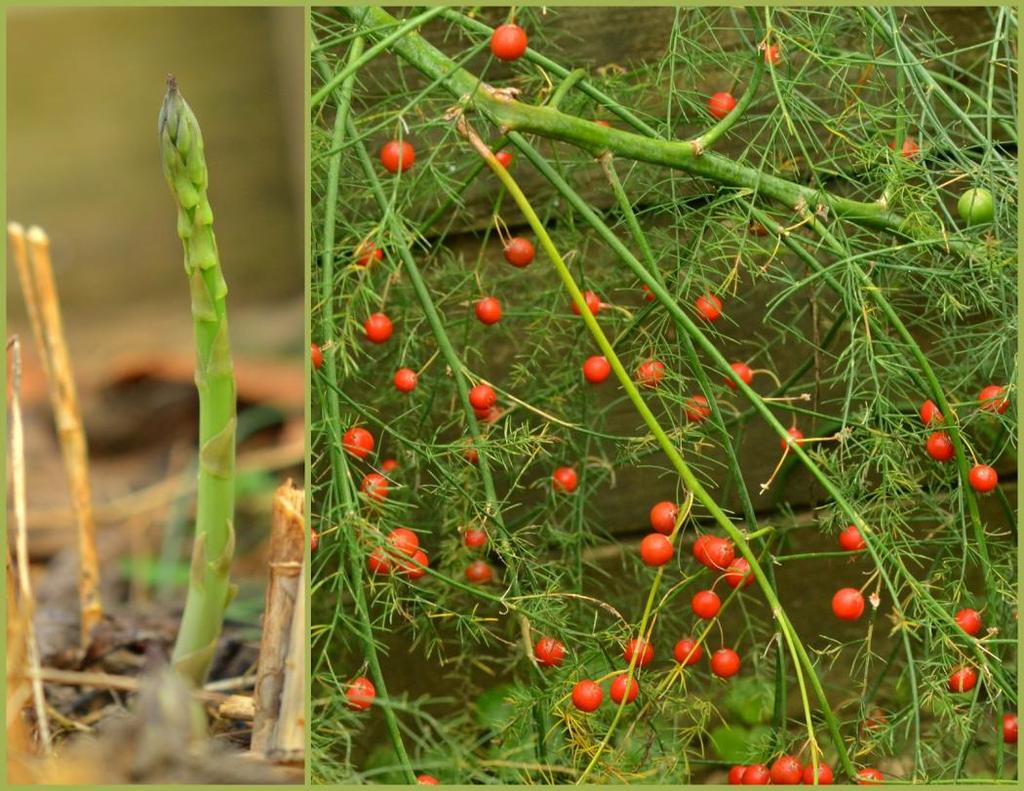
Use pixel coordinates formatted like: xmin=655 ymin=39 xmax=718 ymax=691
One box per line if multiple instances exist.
xmin=161 ymin=78 xmax=238 ymax=686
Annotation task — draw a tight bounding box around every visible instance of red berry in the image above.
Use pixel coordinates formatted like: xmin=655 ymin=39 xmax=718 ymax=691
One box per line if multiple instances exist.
xmin=832 ymin=587 xmax=865 ymax=621
xmin=364 ymin=312 xmax=393 ymax=343
xmin=919 ymin=399 xmax=943 ymax=425
xmin=640 ymin=533 xmax=674 ymax=566
xmin=968 ymin=464 xmax=998 ymax=493
xmin=692 ymin=590 xmax=721 ymax=619
xmin=380 ymin=140 xmax=414 ymax=173
xmin=711 ymin=648 xmax=741 ymax=678
xmin=416 ymin=775 xmax=439 ymax=785
xmin=468 ymin=384 xmax=497 ymax=411
xmin=534 ymin=637 xmax=566 ymax=668
xmin=475 ymin=296 xmax=502 ymax=325
xmin=695 ymin=293 xmax=723 ymax=321
xmin=346 ymin=676 xmax=376 ymax=710
xmin=504 ymin=236 xmax=535 ymax=267
xmin=770 ymin=755 xmax=803 ymax=785
xmin=1003 ymin=713 xmax=1018 ymax=744
xmin=583 ymin=355 xmax=611 ymax=384
xmin=310 ymin=528 xmax=320 ymax=553
xmin=609 ymin=674 xmax=639 ymax=705
xmin=394 ymin=367 xmax=418 ymax=393
xmin=949 ymin=665 xmax=978 ymax=693
xmin=343 ymin=427 xmax=375 ymax=459
xmin=623 ymin=638 xmax=654 ymax=668
xmin=386 ymin=527 xmax=419 ymax=557
xmin=463 ymin=528 xmax=487 ymax=549
xmin=728 ymin=766 xmax=747 ymax=785
xmin=955 ymin=608 xmax=982 ymax=636
xmin=355 ymin=241 xmax=383 ymax=267
xmin=636 ymin=359 xmax=665 ymax=388
xmin=861 ymin=709 xmax=888 ymax=734
xmin=465 ymin=560 xmax=493 ymax=584
xmin=673 ymin=638 xmax=703 ymax=666
xmin=685 ymin=394 xmax=711 ymax=422
xmin=763 ymin=44 xmax=781 ymax=66
xmin=361 ymin=472 xmax=389 ymax=502
xmin=463 ymin=445 xmax=479 ymax=465
xmin=725 ymin=362 xmax=753 ymax=390
xmin=552 ymin=466 xmax=578 ymax=493
xmin=889 ymin=136 xmax=919 ymax=158
xmin=742 ymin=764 xmax=770 ymax=785
xmin=649 ymin=501 xmax=679 ymax=534
xmin=780 ymin=426 xmax=805 ymax=451
xmin=311 ymin=343 xmax=323 ymax=370
xmin=724 ymin=557 xmax=754 ymax=588
xmin=571 ymin=290 xmax=601 ymax=316
xmin=802 ymin=763 xmax=834 ymax=785
xmin=693 ymin=535 xmax=735 ymax=570
xmin=475 ymin=405 xmax=502 ymax=424
xmin=641 ymin=284 xmax=655 ymax=301
xmin=978 ymin=384 xmax=1009 ymax=414
xmin=490 ymin=23 xmax=527 ymax=61
xmin=495 ymin=150 xmax=513 ymax=168
xmin=380 ymin=458 xmax=399 ymax=473
xmin=572 ymin=679 xmax=603 ymax=712
xmin=708 ymin=91 xmax=737 ymax=119
xmin=926 ymin=431 xmax=955 ymax=462
xmin=367 ymin=546 xmax=391 ymax=575
xmin=838 ymin=524 xmax=866 ymax=551
xmin=856 ymin=768 xmax=884 ymax=785
xmin=594 ymin=119 xmax=611 ymax=128
xmin=401 ymin=549 xmax=429 ymax=580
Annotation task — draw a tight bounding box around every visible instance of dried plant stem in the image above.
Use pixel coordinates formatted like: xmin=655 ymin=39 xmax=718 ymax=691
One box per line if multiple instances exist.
xmin=269 ymin=563 xmax=306 ymax=763
xmin=251 ymin=481 xmax=305 ymax=756
xmin=6 ymin=337 xmax=52 ymax=752
xmin=8 ymin=223 xmax=103 ymax=647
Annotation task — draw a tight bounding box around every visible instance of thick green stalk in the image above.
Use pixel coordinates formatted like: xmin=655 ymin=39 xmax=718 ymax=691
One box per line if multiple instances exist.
xmin=160 ymin=78 xmax=237 ymax=685
xmin=349 ymin=6 xmax=960 ymax=244
xmin=311 ymin=6 xmax=448 ymax=110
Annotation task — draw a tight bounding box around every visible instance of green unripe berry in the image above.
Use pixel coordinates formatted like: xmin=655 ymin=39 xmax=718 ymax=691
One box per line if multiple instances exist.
xmin=958 ymin=187 xmax=994 ymax=226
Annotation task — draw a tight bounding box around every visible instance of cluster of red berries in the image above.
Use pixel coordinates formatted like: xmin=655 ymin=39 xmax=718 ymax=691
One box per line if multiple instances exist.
xmin=920 ymin=386 xmax=1007 ymax=493
xmin=461 ymin=525 xmax=494 ymax=585
xmin=366 ymin=527 xmax=429 ymax=579
xmin=562 ymin=635 xmax=739 ymax=713
xmin=333 ymin=23 xmax=1012 ymax=780
xmin=729 ymin=755 xmax=835 ymax=785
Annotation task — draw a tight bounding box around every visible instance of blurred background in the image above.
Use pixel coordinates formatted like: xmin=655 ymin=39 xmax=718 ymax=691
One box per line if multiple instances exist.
xmin=6 ymin=4 xmax=304 ymax=706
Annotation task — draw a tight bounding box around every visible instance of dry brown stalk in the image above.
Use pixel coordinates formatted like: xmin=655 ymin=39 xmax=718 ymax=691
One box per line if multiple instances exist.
xmin=250 ymin=480 xmax=305 ymax=757
xmin=30 ymin=667 xmax=231 ymax=705
xmin=270 ymin=561 xmax=306 ymax=763
xmin=7 ymin=337 xmax=52 ymax=753
xmin=8 ymin=223 xmax=103 ymax=646
xmin=217 ymin=694 xmax=256 ymax=721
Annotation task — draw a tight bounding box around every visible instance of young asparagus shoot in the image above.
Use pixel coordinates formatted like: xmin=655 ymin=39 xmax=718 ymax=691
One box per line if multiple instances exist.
xmin=159 ymin=75 xmax=238 ymax=686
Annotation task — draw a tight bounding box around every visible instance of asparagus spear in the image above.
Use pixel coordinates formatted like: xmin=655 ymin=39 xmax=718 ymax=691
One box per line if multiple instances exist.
xmin=159 ymin=76 xmax=237 ymax=686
